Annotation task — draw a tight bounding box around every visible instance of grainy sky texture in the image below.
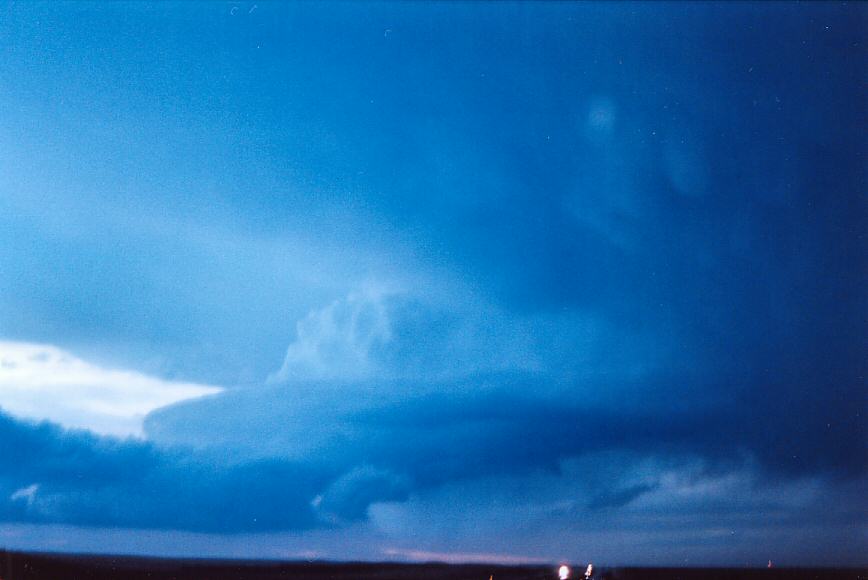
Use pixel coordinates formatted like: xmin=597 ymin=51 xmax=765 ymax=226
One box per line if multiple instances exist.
xmin=0 ymin=1 xmax=865 ymax=566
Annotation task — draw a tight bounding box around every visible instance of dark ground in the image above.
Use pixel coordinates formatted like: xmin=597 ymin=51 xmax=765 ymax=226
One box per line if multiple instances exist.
xmin=0 ymin=551 xmax=865 ymax=580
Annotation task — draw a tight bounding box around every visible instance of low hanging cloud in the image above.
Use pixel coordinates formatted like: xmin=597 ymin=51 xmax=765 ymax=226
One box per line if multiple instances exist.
xmin=0 ymin=409 xmax=421 ymax=533
xmin=313 ymin=466 xmax=410 ymax=524
xmin=367 ymin=455 xmax=868 ymax=566
xmin=0 ymin=341 xmax=221 ymax=437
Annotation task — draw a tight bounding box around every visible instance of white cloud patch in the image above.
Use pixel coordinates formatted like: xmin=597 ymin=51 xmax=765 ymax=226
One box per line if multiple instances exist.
xmin=10 ymin=483 xmax=39 ymax=507
xmin=267 ymin=284 xmax=397 ymax=383
xmin=0 ymin=341 xmax=221 ymax=437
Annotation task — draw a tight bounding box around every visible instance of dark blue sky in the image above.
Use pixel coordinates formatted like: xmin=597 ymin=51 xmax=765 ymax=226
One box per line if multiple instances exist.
xmin=0 ymin=1 xmax=865 ymax=566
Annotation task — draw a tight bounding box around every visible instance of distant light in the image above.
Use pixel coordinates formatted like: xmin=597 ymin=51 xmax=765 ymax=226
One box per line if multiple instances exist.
xmin=558 ymin=565 xmax=571 ymax=579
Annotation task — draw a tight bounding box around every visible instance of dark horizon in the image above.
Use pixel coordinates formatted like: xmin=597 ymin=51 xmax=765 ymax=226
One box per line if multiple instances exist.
xmin=2 ymin=549 xmax=866 ymax=580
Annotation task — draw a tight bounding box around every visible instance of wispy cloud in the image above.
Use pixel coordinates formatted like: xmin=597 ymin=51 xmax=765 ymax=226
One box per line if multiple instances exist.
xmin=10 ymin=483 xmax=39 ymax=507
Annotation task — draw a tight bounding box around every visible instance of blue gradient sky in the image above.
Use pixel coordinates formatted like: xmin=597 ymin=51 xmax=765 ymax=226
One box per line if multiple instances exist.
xmin=0 ymin=1 xmax=865 ymax=566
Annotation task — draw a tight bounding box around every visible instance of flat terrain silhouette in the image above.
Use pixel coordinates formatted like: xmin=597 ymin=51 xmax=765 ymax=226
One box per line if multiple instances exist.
xmin=1 ymin=551 xmax=865 ymax=580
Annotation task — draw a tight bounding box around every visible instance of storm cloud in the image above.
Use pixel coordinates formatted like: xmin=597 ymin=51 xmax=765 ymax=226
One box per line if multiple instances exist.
xmin=0 ymin=0 xmax=865 ymax=565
